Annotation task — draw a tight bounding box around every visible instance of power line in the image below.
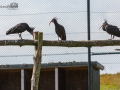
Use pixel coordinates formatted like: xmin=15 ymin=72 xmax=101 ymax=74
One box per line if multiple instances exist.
xmin=91 ymin=11 xmax=120 ymax=13
xmin=0 ymin=11 xmax=120 ymax=16
xmin=0 ymin=11 xmax=87 ymax=16
xmin=0 ymin=53 xmax=120 ymax=65
xmin=101 ymin=62 xmax=120 ymax=64
xmin=0 ymin=32 xmax=107 ymax=36
xmin=91 ymin=52 xmax=120 ymax=55
xmin=0 ymin=51 xmax=120 ymax=57
xmin=0 ymin=52 xmax=88 ymax=57
xmin=0 ymin=55 xmax=33 ymax=57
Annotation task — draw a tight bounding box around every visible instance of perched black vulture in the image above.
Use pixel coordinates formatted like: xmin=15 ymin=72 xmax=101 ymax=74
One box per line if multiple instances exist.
xmin=99 ymin=20 xmax=120 ymax=39
xmin=6 ymin=23 xmax=35 ymax=39
xmin=49 ymin=17 xmax=66 ymax=40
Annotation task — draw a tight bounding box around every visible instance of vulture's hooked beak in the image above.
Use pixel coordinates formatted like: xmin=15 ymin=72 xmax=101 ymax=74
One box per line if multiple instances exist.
xmin=30 ymin=31 xmax=33 ymax=35
xmin=30 ymin=31 xmax=34 ymax=39
xmin=49 ymin=20 xmax=53 ymax=26
xmin=30 ymin=27 xmax=35 ymax=39
xmin=49 ymin=22 xmax=51 ymax=26
xmin=49 ymin=21 xmax=52 ymax=26
xmin=99 ymin=25 xmax=103 ymax=30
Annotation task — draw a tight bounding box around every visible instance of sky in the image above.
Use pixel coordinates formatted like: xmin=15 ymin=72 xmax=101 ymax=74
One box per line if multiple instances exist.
xmin=0 ymin=0 xmax=120 ymax=74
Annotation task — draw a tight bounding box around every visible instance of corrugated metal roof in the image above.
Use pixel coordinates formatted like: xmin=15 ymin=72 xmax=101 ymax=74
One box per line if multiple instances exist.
xmin=0 ymin=61 xmax=104 ymax=70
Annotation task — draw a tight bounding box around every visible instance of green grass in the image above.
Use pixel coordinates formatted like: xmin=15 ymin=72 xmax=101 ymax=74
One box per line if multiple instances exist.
xmin=100 ymin=73 xmax=120 ymax=90
xmin=100 ymin=85 xmax=120 ymax=90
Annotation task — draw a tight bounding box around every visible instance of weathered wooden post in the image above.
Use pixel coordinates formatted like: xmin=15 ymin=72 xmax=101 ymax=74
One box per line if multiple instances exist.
xmin=31 ymin=32 xmax=43 ymax=90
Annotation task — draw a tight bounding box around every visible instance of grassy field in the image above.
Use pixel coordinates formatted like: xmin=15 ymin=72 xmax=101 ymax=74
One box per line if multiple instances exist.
xmin=100 ymin=73 xmax=120 ymax=90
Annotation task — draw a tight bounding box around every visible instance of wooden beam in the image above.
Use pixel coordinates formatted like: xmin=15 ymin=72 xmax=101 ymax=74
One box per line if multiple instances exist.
xmin=43 ymin=40 xmax=120 ymax=47
xmin=0 ymin=38 xmax=119 ymax=47
xmin=0 ymin=39 xmax=37 ymax=46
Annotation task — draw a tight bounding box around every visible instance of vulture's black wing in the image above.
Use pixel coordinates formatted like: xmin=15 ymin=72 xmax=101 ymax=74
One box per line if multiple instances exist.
xmin=6 ymin=24 xmax=21 ymax=35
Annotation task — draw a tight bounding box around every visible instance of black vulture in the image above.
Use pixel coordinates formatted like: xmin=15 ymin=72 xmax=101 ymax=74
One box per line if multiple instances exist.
xmin=99 ymin=20 xmax=120 ymax=39
xmin=6 ymin=23 xmax=35 ymax=39
xmin=49 ymin=17 xmax=66 ymax=40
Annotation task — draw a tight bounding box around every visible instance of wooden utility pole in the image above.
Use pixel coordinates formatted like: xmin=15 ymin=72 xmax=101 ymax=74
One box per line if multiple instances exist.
xmin=31 ymin=32 xmax=43 ymax=90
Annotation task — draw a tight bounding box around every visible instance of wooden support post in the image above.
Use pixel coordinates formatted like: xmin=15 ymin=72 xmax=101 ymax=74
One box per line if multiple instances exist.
xmin=55 ymin=68 xmax=58 ymax=90
xmin=21 ymin=69 xmax=24 ymax=90
xmin=31 ymin=32 xmax=43 ymax=90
